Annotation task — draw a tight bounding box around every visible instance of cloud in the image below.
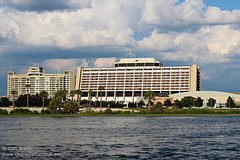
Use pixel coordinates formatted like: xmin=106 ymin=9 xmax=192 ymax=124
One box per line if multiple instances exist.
xmin=94 ymin=58 xmax=116 ymax=67
xmin=137 ymin=25 xmax=240 ymax=63
xmin=140 ymin=0 xmax=205 ymax=27
xmin=3 ymin=0 xmax=93 ymax=11
xmin=42 ymin=58 xmax=90 ymax=73
xmin=1 ymin=0 xmax=240 ymax=95
xmin=204 ymin=7 xmax=240 ymax=24
xmin=137 ymin=30 xmax=175 ymax=51
xmin=140 ymin=0 xmax=240 ymax=29
xmin=0 ymin=1 xmax=135 ymax=52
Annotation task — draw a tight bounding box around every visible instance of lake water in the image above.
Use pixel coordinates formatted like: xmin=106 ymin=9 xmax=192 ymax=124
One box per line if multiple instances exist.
xmin=1 ymin=116 xmax=240 ymax=159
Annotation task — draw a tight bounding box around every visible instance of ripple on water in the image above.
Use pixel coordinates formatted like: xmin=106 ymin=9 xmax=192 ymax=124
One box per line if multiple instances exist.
xmin=1 ymin=116 xmax=240 ymax=159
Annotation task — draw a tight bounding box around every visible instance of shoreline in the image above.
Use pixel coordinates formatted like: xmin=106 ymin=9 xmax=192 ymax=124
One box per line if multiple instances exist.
xmin=1 ymin=114 xmax=240 ymax=118
xmin=1 ymin=107 xmax=240 ymax=117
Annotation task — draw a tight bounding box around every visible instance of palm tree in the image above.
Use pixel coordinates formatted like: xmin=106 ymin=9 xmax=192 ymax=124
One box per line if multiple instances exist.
xmin=88 ymin=89 xmax=93 ymax=110
xmin=49 ymin=97 xmax=61 ymax=113
xmin=54 ymin=90 xmax=67 ymax=112
xmin=70 ymin=90 xmax=75 ymax=101
xmin=25 ymin=84 xmax=31 ymax=108
xmin=75 ymin=89 xmax=82 ymax=106
xmin=11 ymin=90 xmax=17 ymax=110
xmin=144 ymin=91 xmax=155 ymax=111
xmin=65 ymin=100 xmax=78 ymax=114
xmin=39 ymin=90 xmax=48 ymax=110
xmin=55 ymin=90 xmax=67 ymax=103
xmin=98 ymin=86 xmax=105 ymax=110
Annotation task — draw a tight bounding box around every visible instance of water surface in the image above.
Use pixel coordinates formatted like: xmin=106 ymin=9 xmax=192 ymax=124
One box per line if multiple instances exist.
xmin=1 ymin=116 xmax=240 ymax=159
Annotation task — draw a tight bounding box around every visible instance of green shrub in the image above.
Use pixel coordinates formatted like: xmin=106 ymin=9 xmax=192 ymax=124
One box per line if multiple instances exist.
xmin=41 ymin=108 xmax=52 ymax=114
xmin=151 ymin=103 xmax=164 ymax=114
xmin=114 ymin=110 xmax=123 ymax=114
xmin=10 ymin=108 xmax=33 ymax=115
xmin=0 ymin=109 xmax=8 ymax=115
xmin=138 ymin=109 xmax=150 ymax=114
xmin=85 ymin=110 xmax=96 ymax=115
xmin=33 ymin=111 xmax=39 ymax=115
xmin=104 ymin=108 xmax=112 ymax=114
xmin=123 ymin=110 xmax=132 ymax=114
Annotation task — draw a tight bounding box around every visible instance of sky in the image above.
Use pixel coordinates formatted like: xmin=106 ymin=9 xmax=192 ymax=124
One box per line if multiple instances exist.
xmin=0 ymin=0 xmax=240 ymax=96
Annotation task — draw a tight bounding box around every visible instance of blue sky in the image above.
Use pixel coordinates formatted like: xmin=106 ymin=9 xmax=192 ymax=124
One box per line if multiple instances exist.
xmin=204 ymin=0 xmax=240 ymax=10
xmin=1 ymin=0 xmax=240 ymax=96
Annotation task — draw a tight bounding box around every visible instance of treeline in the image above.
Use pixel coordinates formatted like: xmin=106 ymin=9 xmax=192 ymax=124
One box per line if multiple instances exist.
xmin=172 ymin=96 xmax=239 ymax=108
xmin=0 ymin=94 xmax=50 ymax=107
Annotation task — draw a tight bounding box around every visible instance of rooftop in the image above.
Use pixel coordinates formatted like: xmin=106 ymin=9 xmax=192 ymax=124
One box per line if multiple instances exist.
xmin=115 ymin=58 xmax=162 ymax=67
xmin=117 ymin=58 xmax=159 ymax=63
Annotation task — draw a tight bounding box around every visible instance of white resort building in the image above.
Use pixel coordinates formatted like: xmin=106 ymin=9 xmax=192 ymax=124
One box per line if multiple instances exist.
xmin=7 ymin=67 xmax=75 ymax=98
xmin=76 ymin=58 xmax=200 ymax=102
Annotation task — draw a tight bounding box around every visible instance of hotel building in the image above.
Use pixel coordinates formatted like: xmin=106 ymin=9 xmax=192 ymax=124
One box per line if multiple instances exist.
xmin=7 ymin=67 xmax=75 ymax=98
xmin=76 ymin=58 xmax=200 ymax=102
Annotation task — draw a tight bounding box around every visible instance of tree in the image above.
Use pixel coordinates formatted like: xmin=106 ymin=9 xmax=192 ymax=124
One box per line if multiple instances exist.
xmin=151 ymin=102 xmax=164 ymax=113
xmin=70 ymin=90 xmax=75 ymax=101
xmin=144 ymin=91 xmax=155 ymax=111
xmin=174 ymin=99 xmax=181 ymax=108
xmin=88 ymin=89 xmax=93 ymax=110
xmin=181 ymin=96 xmax=196 ymax=108
xmin=55 ymin=90 xmax=67 ymax=103
xmin=98 ymin=86 xmax=105 ymax=110
xmin=25 ymin=84 xmax=31 ymax=108
xmin=65 ymin=100 xmax=78 ymax=114
xmin=138 ymin=100 xmax=145 ymax=107
xmin=39 ymin=90 xmax=48 ymax=110
xmin=226 ymin=96 xmax=235 ymax=108
xmin=195 ymin=97 xmax=204 ymax=107
xmin=11 ymin=90 xmax=17 ymax=110
xmin=75 ymin=89 xmax=82 ymax=106
xmin=207 ymin=98 xmax=216 ymax=107
xmin=49 ymin=98 xmax=61 ymax=113
xmin=16 ymin=95 xmax=26 ymax=107
xmin=0 ymin=97 xmax=11 ymax=107
xmin=163 ymin=99 xmax=172 ymax=107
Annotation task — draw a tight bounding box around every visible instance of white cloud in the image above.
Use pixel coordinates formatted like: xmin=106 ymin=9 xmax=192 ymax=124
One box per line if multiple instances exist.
xmin=42 ymin=59 xmax=90 ymax=73
xmin=202 ymin=25 xmax=240 ymax=55
xmin=136 ymin=25 xmax=240 ymax=63
xmin=1 ymin=0 xmax=240 ymax=94
xmin=140 ymin=0 xmax=205 ymax=27
xmin=94 ymin=58 xmax=116 ymax=67
xmin=201 ymin=72 xmax=211 ymax=80
xmin=204 ymin=7 xmax=240 ymax=24
xmin=137 ymin=30 xmax=175 ymax=51
xmin=0 ymin=1 xmax=135 ymax=49
xmin=140 ymin=0 xmax=240 ymax=28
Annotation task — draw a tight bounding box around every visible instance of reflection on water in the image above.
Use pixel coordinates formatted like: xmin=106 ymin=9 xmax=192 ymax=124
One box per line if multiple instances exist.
xmin=1 ymin=116 xmax=240 ymax=159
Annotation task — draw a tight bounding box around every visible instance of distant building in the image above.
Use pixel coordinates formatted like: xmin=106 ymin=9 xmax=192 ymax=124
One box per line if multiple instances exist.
xmin=76 ymin=58 xmax=200 ymax=102
xmin=7 ymin=67 xmax=75 ymax=98
xmin=169 ymin=91 xmax=240 ymax=108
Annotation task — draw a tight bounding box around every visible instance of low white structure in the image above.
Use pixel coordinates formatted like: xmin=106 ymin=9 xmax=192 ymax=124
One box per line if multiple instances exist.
xmin=169 ymin=91 xmax=240 ymax=108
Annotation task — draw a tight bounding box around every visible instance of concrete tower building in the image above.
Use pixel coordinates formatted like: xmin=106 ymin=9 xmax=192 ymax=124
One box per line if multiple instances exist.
xmin=75 ymin=58 xmax=200 ymax=102
xmin=7 ymin=67 xmax=75 ymax=98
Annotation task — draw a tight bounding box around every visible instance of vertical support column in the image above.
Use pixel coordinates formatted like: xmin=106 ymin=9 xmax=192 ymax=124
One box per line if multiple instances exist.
xmin=141 ymin=67 xmax=144 ymax=98
xmin=123 ymin=68 xmax=126 ymax=102
xmin=132 ymin=67 xmax=135 ymax=102
xmin=105 ymin=68 xmax=109 ymax=101
xmin=114 ymin=68 xmax=117 ymax=102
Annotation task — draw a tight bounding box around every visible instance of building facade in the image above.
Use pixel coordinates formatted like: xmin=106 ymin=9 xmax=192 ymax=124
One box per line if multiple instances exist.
xmin=7 ymin=67 xmax=75 ymax=98
xmin=76 ymin=58 xmax=200 ymax=102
